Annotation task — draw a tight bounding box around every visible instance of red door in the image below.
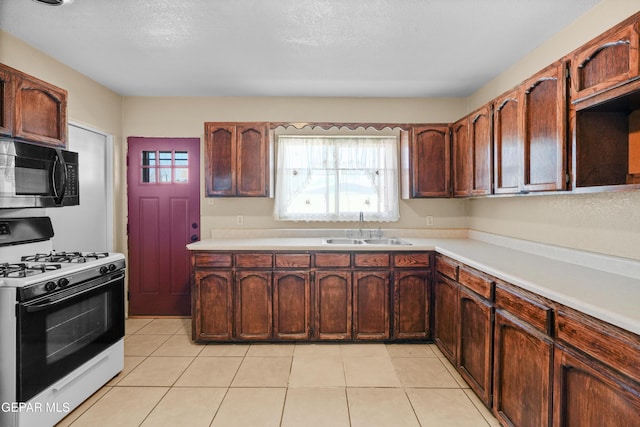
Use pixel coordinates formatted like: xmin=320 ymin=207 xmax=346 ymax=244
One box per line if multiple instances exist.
xmin=127 ymin=137 xmax=200 ymax=316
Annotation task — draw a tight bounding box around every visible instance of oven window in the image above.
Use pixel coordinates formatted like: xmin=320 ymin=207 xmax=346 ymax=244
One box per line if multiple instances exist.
xmin=17 ymin=276 xmax=124 ymax=401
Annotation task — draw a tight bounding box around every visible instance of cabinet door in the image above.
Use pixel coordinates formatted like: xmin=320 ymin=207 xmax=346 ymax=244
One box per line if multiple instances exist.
xmin=410 ymin=125 xmax=451 ymax=197
xmin=236 ymin=123 xmax=269 ymax=196
xmin=205 ymin=124 xmax=236 ymax=196
xmin=314 ymin=271 xmax=352 ymax=340
xmin=13 ymin=74 xmax=67 ymax=147
xmin=458 ymin=287 xmax=493 ymax=407
xmin=553 ymin=346 xmax=640 ymax=427
xmin=433 ymin=275 xmax=458 ymax=364
xmin=494 ymin=311 xmax=553 ymax=427
xmin=470 ymin=105 xmax=493 ymax=195
xmin=192 ymin=270 xmax=233 ymax=341
xmin=353 ymin=270 xmax=390 ymax=340
xmin=0 ymin=65 xmax=12 ymax=136
xmin=571 ymin=21 xmax=640 ymax=101
xmin=273 ymin=271 xmax=310 ymax=340
xmin=522 ymin=62 xmax=567 ymax=192
xmin=494 ymin=90 xmax=522 ymax=194
xmin=393 ymin=270 xmax=430 ymax=339
xmin=235 ymin=271 xmax=272 ymax=340
xmin=452 ymin=116 xmax=472 ymax=197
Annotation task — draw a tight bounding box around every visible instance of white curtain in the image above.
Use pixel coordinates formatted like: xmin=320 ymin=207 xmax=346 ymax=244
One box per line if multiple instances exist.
xmin=274 ymin=135 xmax=399 ymax=222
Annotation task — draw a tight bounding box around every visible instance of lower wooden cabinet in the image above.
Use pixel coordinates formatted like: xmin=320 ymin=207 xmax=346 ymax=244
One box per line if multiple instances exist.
xmin=314 ymin=271 xmax=352 ymax=340
xmin=493 ymin=311 xmax=553 ymax=427
xmin=553 ymin=345 xmax=640 ymax=427
xmin=393 ymin=270 xmax=431 ymax=339
xmin=192 ymin=270 xmax=233 ymax=341
xmin=353 ymin=271 xmax=390 ymax=340
xmin=433 ymin=274 xmax=458 ymax=363
xmin=273 ymin=271 xmax=311 ymax=340
xmin=235 ymin=271 xmax=272 ymax=340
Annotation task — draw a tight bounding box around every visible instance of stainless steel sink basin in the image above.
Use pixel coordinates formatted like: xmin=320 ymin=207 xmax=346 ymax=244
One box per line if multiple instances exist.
xmin=362 ymin=238 xmax=412 ymax=245
xmin=323 ymin=238 xmax=364 ymax=245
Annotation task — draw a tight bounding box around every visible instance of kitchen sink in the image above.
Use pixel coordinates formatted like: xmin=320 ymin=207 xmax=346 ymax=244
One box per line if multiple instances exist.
xmin=323 ymin=237 xmax=411 ymax=246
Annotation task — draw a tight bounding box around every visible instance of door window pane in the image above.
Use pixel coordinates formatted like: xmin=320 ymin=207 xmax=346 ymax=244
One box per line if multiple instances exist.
xmin=141 ymin=151 xmax=189 ymax=184
xmin=175 ymin=151 xmax=188 ymax=166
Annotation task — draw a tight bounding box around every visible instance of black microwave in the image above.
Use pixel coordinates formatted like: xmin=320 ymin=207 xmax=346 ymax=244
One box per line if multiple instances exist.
xmin=0 ymin=139 xmax=79 ymax=208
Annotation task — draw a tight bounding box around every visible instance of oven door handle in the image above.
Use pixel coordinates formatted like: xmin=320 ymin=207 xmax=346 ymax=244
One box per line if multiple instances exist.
xmin=51 ymin=148 xmax=68 ymax=206
xmin=23 ymin=273 xmax=124 ymax=313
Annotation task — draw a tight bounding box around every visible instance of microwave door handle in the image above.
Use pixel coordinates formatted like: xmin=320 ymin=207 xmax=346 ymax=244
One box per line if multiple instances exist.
xmin=51 ymin=149 xmax=68 ymax=205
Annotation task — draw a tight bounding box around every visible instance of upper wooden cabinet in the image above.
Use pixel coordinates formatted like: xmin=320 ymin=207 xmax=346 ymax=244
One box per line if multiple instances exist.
xmin=570 ymin=20 xmax=640 ymax=102
xmin=452 ymin=117 xmax=471 ymax=197
xmin=493 ymin=89 xmax=522 ymax=194
xmin=470 ymin=105 xmax=493 ymax=196
xmin=0 ymin=63 xmax=67 ymax=147
xmin=408 ymin=125 xmax=451 ymax=198
xmin=522 ymin=62 xmax=567 ymax=192
xmin=204 ymin=122 xmax=270 ymax=197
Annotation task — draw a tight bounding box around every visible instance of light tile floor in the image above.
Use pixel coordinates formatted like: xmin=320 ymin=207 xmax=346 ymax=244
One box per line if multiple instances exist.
xmin=56 ymin=318 xmax=501 ymax=426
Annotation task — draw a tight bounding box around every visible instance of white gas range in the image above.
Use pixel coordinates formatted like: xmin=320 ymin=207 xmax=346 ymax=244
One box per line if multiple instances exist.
xmin=0 ymin=217 xmax=125 ymax=427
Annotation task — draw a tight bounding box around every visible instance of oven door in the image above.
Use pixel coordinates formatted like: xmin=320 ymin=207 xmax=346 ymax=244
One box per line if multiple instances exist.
xmin=16 ymin=272 xmax=124 ymax=401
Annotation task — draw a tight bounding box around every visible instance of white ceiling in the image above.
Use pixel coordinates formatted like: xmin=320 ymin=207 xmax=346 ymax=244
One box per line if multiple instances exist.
xmin=0 ymin=0 xmax=599 ymax=97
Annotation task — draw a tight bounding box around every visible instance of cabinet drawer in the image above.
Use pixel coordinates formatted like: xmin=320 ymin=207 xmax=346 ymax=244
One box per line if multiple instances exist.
xmin=315 ymin=253 xmax=351 ymax=268
xmin=393 ymin=253 xmax=430 ymax=268
xmin=275 ymin=253 xmax=311 ymax=268
xmin=494 ymin=284 xmax=552 ymax=334
xmin=556 ymin=308 xmax=640 ymax=382
xmin=193 ymin=253 xmax=232 ymax=268
xmin=458 ymin=267 xmax=493 ymax=300
xmin=436 ymin=255 xmax=458 ymax=281
xmin=354 ymin=253 xmax=390 ymax=268
xmin=235 ymin=253 xmax=273 ymax=268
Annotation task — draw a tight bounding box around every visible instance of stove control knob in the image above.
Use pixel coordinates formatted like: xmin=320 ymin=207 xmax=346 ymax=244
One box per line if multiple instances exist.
xmin=58 ymin=277 xmax=70 ymax=288
xmin=45 ymin=281 xmax=57 ymax=292
xmin=100 ymin=266 xmax=109 ymax=275
xmin=109 ymin=264 xmax=117 ymax=271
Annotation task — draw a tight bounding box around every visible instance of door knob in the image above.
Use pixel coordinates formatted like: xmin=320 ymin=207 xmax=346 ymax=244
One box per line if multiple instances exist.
xmin=192 ymin=223 xmax=198 ymax=229
xmin=191 ymin=234 xmax=198 ymax=242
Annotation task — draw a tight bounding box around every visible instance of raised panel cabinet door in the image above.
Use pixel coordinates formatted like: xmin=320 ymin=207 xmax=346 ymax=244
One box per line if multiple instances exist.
xmin=273 ymin=271 xmax=311 ymax=340
xmin=0 ymin=65 xmax=13 ymax=136
xmin=235 ymin=270 xmax=273 ymax=340
xmin=236 ymin=123 xmax=269 ymax=196
xmin=410 ymin=125 xmax=451 ymax=197
xmin=522 ymin=62 xmax=567 ymax=192
xmin=314 ymin=271 xmax=352 ymax=340
xmin=193 ymin=270 xmax=233 ymax=341
xmin=13 ymin=74 xmax=67 ymax=147
xmin=353 ymin=271 xmax=390 ymax=340
xmin=458 ymin=287 xmax=493 ymax=407
xmin=205 ymin=124 xmax=236 ymax=196
xmin=571 ymin=21 xmax=640 ymax=101
xmin=452 ymin=116 xmax=472 ymax=197
xmin=493 ymin=311 xmax=553 ymax=427
xmin=433 ymin=275 xmax=459 ymax=364
xmin=470 ymin=105 xmax=493 ymax=195
xmin=494 ymin=90 xmax=522 ymax=194
xmin=553 ymin=346 xmax=640 ymax=427
xmin=393 ymin=270 xmax=430 ymax=339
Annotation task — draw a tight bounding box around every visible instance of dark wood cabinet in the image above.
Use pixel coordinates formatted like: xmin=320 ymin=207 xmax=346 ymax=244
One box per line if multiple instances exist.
xmin=493 ymin=89 xmax=522 ymax=194
xmin=570 ymin=20 xmax=640 ymax=102
xmin=433 ymin=275 xmax=458 ymax=364
xmin=204 ymin=122 xmax=270 ymax=197
xmin=235 ymin=270 xmax=272 ymax=340
xmin=393 ymin=270 xmax=430 ymax=339
xmin=452 ymin=116 xmax=472 ymax=197
xmin=0 ymin=65 xmax=13 ymax=136
xmin=408 ymin=125 xmax=451 ymax=197
xmin=459 ymin=287 xmax=494 ymax=407
xmin=353 ymin=271 xmax=390 ymax=340
xmin=0 ymin=63 xmax=67 ymax=147
xmin=314 ymin=271 xmax=352 ymax=340
xmin=273 ymin=271 xmax=311 ymax=340
xmin=192 ymin=269 xmax=233 ymax=341
xmin=470 ymin=105 xmax=493 ymax=195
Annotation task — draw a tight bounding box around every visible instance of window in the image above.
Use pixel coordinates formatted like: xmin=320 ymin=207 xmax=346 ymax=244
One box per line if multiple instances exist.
xmin=141 ymin=150 xmax=188 ymax=183
xmin=274 ymin=135 xmax=399 ymax=222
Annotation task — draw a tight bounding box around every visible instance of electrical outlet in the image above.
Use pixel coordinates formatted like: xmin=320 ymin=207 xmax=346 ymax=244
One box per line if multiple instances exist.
xmin=426 ymin=215 xmax=434 ymax=226
xmin=236 ymin=215 xmax=244 ymax=225
xmin=207 ymin=199 xmax=214 ymax=206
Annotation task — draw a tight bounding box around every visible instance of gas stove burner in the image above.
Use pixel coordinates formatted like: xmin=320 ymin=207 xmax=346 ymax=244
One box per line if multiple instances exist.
xmin=0 ymin=262 xmax=62 ymax=278
xmin=21 ymin=251 xmax=110 ymax=264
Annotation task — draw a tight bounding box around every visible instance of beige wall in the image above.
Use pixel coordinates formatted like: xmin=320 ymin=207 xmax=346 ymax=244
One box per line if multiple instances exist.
xmin=122 ymin=96 xmax=469 ymax=234
xmin=0 ymin=30 xmax=126 ymax=253
xmin=464 ymin=0 xmax=640 ymax=261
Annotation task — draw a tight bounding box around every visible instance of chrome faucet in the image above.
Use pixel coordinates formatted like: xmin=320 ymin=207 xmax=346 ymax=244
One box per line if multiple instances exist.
xmin=358 ymin=211 xmax=364 ymax=238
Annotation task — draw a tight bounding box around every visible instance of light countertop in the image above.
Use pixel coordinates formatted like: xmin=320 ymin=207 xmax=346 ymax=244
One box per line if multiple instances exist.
xmin=187 ymin=234 xmax=640 ymax=336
